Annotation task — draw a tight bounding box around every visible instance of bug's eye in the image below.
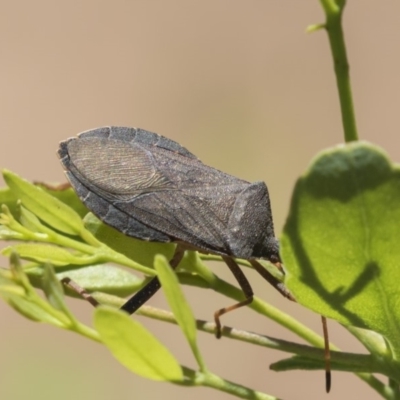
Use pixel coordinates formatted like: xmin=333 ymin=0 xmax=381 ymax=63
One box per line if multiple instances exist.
xmin=269 ymin=254 xmax=281 ymax=264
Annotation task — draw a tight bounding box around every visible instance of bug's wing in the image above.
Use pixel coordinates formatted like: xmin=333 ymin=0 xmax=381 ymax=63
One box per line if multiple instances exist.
xmin=115 ymin=183 xmax=247 ymax=254
xmin=59 ymin=127 xmax=250 ymax=253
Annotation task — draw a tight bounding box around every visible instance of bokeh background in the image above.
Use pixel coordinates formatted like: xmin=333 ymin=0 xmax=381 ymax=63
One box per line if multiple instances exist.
xmin=1 ymin=1 xmax=399 ymax=399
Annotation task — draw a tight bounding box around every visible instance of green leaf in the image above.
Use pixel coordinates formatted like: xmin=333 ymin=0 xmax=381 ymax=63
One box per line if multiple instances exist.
xmin=270 ymin=355 xmax=326 ymax=372
xmin=270 ymin=354 xmax=378 ymax=374
xmin=154 ymin=255 xmax=206 ymax=371
xmin=55 ymin=264 xmax=144 ymax=297
xmin=4 ymin=294 xmax=64 ymax=324
xmin=0 ymin=271 xmax=26 ymax=297
xmin=281 ymin=142 xmax=400 ymax=358
xmin=39 ymin=185 xmax=89 ymax=218
xmin=94 ymin=306 xmax=183 ymax=381
xmin=19 ymin=204 xmax=44 ymax=232
xmin=2 ymin=244 xmax=89 ymax=266
xmin=42 ymin=263 xmax=69 ymax=313
xmin=25 ymin=264 xmax=144 ymax=298
xmin=1 ymin=255 xmax=69 ymax=326
xmin=3 ymin=170 xmax=84 ymax=235
xmin=0 ymin=187 xmax=19 ymax=215
xmin=345 ymin=326 xmax=391 ymax=359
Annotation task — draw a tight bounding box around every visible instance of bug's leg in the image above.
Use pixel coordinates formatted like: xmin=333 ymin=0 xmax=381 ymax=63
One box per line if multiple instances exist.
xmin=322 ymin=316 xmax=331 ymax=393
xmin=120 ymin=244 xmax=185 ymax=314
xmin=251 ymin=260 xmax=332 ymax=391
xmin=214 ymin=256 xmax=254 ymax=339
xmin=249 ymin=259 xmax=296 ymax=301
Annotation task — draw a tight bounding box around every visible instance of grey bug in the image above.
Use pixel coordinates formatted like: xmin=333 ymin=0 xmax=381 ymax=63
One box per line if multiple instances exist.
xmin=58 ymin=126 xmax=294 ymax=337
xmin=58 ymin=126 xmax=333 ymax=393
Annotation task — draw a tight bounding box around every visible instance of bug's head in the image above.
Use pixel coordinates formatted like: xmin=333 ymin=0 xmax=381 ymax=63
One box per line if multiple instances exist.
xmin=256 ymin=236 xmax=281 ymax=266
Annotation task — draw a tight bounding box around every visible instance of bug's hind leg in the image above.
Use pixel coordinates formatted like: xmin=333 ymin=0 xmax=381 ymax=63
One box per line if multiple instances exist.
xmin=214 ymin=256 xmax=254 ymax=339
xmin=251 ymin=260 xmax=331 ymax=391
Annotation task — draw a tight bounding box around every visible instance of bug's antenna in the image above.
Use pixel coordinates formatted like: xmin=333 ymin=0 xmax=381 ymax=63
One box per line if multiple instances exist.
xmin=249 ymin=260 xmax=295 ymax=301
xmin=322 ymin=316 xmax=331 ymax=392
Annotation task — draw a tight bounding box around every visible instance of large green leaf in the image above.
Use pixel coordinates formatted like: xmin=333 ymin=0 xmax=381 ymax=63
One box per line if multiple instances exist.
xmin=281 ymin=142 xmax=400 ymax=358
xmin=94 ymin=307 xmax=183 ymax=382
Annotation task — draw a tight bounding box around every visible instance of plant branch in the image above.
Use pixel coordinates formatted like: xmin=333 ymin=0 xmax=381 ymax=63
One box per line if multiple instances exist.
xmin=318 ymin=0 xmax=359 ymax=142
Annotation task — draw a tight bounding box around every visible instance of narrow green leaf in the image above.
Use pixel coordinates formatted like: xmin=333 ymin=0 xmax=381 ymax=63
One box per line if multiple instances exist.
xmin=0 ymin=272 xmax=25 ymax=297
xmin=5 ymin=294 xmax=64 ymax=325
xmin=2 ymin=244 xmax=90 ymax=266
xmin=94 ymin=306 xmax=183 ymax=382
xmin=154 ymin=255 xmax=206 ymax=371
xmin=2 ymin=254 xmax=69 ymax=326
xmin=270 ymin=354 xmax=378 ymax=374
xmin=19 ymin=204 xmax=46 ymax=232
xmin=42 ymin=263 xmax=68 ymax=313
xmin=282 ymin=142 xmax=400 ymax=358
xmin=0 ymin=187 xmax=19 ymax=215
xmin=9 ymin=251 xmax=32 ymax=288
xmin=3 ymin=169 xmax=84 ymax=235
xmin=0 ymin=204 xmax=31 ymax=238
xmin=346 ymin=326 xmax=391 ymax=359
xmin=0 ymin=224 xmax=23 ymax=240
xmin=270 ymin=355 xmax=324 ymax=372
xmin=39 ymin=185 xmax=89 ymax=217
xmin=155 ymin=254 xmax=197 ymax=343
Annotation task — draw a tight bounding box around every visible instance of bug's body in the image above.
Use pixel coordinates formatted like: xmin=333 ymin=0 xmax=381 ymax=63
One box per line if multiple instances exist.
xmin=59 ymin=126 xmax=279 ymax=263
xmin=58 ymin=127 xmax=331 ymax=391
xmin=58 ymin=126 xmax=292 ymax=338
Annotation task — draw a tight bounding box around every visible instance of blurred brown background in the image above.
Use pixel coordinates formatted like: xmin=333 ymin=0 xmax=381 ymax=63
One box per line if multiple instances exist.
xmin=1 ymin=1 xmax=399 ymax=399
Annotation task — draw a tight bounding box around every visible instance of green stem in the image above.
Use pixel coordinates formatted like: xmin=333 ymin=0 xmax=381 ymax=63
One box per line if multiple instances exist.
xmin=319 ymin=0 xmax=358 ymax=142
xmin=177 ymin=366 xmax=281 ymax=400
xmin=198 ymin=371 xmax=281 ymax=400
xmin=72 ymin=321 xmax=102 ymax=342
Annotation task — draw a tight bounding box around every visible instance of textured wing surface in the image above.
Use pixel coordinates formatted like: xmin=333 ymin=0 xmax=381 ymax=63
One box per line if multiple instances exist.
xmin=59 ymin=126 xmax=250 ymax=253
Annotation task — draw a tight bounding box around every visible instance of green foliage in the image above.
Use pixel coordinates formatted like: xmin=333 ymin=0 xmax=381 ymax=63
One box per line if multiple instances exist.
xmin=1 ymin=156 xmax=399 ymax=398
xmin=3 ymin=170 xmax=85 ymax=235
xmin=282 ymin=143 xmax=400 ymax=362
xmin=0 ymin=174 xmax=293 ymax=399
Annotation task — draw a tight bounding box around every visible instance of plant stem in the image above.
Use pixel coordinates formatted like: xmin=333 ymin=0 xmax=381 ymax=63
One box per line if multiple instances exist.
xmin=198 ymin=371 xmax=281 ymax=400
xmin=319 ymin=0 xmax=359 ymax=142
